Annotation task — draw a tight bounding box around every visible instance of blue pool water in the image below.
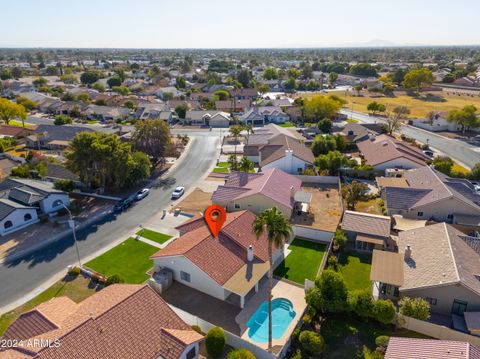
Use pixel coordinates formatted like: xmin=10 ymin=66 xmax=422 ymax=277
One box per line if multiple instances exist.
xmin=247 ymin=298 xmax=296 ymax=343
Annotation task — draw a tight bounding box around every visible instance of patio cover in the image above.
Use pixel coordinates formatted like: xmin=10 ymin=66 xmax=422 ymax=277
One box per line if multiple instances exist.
xmin=223 ymin=261 xmax=270 ymax=297
xmin=370 ymin=249 xmax=404 ymax=287
xmin=375 ymin=177 xmax=408 ymax=188
xmin=356 ymin=234 xmax=385 ymax=246
xmin=464 ymin=312 xmax=480 ymax=335
xmin=294 ymin=191 xmax=312 ymax=204
xmin=393 ymin=215 xmax=427 ymax=232
xmin=455 ymin=214 xmax=480 ymax=227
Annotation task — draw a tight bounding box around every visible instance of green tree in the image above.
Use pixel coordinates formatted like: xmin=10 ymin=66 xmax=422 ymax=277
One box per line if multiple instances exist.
xmin=447 ymin=105 xmax=479 ymax=133
xmin=229 ymin=125 xmax=242 ymax=155
xmin=80 ymin=71 xmax=101 ymax=85
xmin=227 ymin=154 xmax=239 ymax=171
xmin=432 ymin=156 xmax=454 ymax=176
xmin=0 ymin=98 xmax=27 ymax=126
xmin=123 ymin=100 xmax=136 ymax=109
xmin=213 ymin=90 xmax=229 ymax=100
xmin=107 ymin=76 xmax=122 ymax=88
xmin=33 ymin=77 xmax=48 ymax=88
xmin=304 ymin=95 xmax=343 ymax=120
xmin=60 ymin=74 xmax=78 ymax=84
xmin=284 ymin=77 xmax=297 ymax=92
xmin=349 ymin=63 xmax=378 ymax=77
xmin=237 ymin=69 xmax=251 ymax=88
xmin=239 ymin=156 xmax=254 ymax=172
xmin=315 ymin=150 xmax=354 ymax=175
xmin=175 ymin=104 xmax=188 ymax=119
xmin=328 ymin=71 xmax=338 ymax=85
xmin=54 ymin=114 xmax=72 ymax=126
xmin=402 ymin=68 xmax=435 ymax=94
xmin=399 ymin=297 xmax=430 ymax=321
xmin=92 ymin=82 xmax=105 ymax=92
xmin=348 ymin=290 xmax=374 ymax=320
xmin=252 ymin=207 xmax=292 ymax=351
xmin=333 ymin=229 xmax=347 ymax=251
xmin=131 ymin=119 xmax=171 ymax=167
xmin=469 ymin=163 xmax=480 ymax=180
xmin=226 ymin=349 xmax=255 ymax=359
xmin=311 ymin=135 xmax=337 ymax=156
xmin=257 ymin=83 xmax=270 ymax=95
xmin=112 ymin=85 xmax=130 ymax=95
xmin=11 ymin=67 xmax=23 ymax=79
xmin=342 ymin=181 xmax=369 ymax=210
xmin=367 ymin=101 xmax=386 ymax=115
xmin=373 ymin=299 xmax=396 ymax=325
xmin=299 ymin=331 xmax=325 ymax=355
xmin=205 ymin=327 xmax=226 ymax=358
xmin=16 ymin=96 xmax=37 ymax=111
xmin=317 ymin=118 xmax=333 ymax=133
xmin=54 ymin=179 xmax=75 ymax=192
xmin=310 ymin=270 xmax=348 ymax=313
xmin=263 ymin=67 xmax=279 ymax=80
xmin=176 ymin=76 xmax=186 ymax=89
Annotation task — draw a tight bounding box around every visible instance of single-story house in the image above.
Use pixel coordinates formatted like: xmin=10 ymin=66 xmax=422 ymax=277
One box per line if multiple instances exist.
xmin=1 ymin=284 xmax=203 ymax=359
xmin=411 ymin=112 xmax=462 ymax=132
xmin=211 ymin=168 xmax=302 ymax=218
xmin=370 ymin=223 xmax=480 ymax=316
xmin=25 ymin=124 xmax=94 ymax=151
xmin=340 ymin=123 xmax=383 ymax=143
xmin=231 ymin=88 xmax=259 ymax=101
xmin=385 ymin=337 xmax=480 ymax=359
xmin=0 ymin=198 xmax=38 ymax=236
xmin=381 ymin=165 xmax=480 ymax=224
xmin=341 ymin=210 xmax=393 ymax=251
xmin=240 ymin=106 xmax=290 ymax=125
xmin=151 ymin=210 xmax=285 ymax=308
xmin=183 ymin=110 xmax=232 ymax=127
xmin=0 ymin=125 xmax=36 ymax=140
xmin=357 ymin=134 xmax=430 ymax=171
xmin=215 ymin=99 xmax=251 ymax=114
xmin=83 ymin=105 xmax=131 ymax=122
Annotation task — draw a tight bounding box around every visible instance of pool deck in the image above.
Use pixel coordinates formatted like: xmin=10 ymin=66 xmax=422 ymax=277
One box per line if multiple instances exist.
xmin=236 ymin=279 xmax=307 ymax=350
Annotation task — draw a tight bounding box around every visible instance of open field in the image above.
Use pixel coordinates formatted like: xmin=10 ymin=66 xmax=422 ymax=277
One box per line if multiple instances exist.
xmin=304 ymin=90 xmax=480 ymax=118
xmin=85 ymin=237 xmax=158 ymax=283
xmin=274 ymin=238 xmax=327 ymax=284
xmin=0 ymin=275 xmax=98 ymax=336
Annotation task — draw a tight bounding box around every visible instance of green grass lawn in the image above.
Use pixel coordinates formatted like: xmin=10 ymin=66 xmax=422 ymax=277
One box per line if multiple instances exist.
xmin=274 ymin=238 xmax=327 ymax=284
xmin=213 ymin=167 xmax=230 ymax=173
xmin=322 ymin=315 xmax=430 ymax=359
xmin=217 ymin=161 xmax=230 ymax=168
xmin=0 ymin=275 xmax=98 ymax=336
xmin=136 ymin=228 xmax=172 ymax=244
xmin=85 ymin=237 xmax=158 ymax=283
xmin=278 ymin=122 xmax=294 ymax=128
xmin=335 ymin=251 xmax=372 ymax=292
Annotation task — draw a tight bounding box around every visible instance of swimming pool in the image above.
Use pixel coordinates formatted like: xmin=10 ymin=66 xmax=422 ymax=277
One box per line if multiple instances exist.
xmin=246 ymin=298 xmax=296 ymax=343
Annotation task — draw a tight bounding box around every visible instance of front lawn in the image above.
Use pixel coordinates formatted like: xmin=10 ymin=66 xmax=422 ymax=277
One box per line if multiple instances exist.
xmin=217 ymin=161 xmax=230 ymax=168
xmin=85 ymin=237 xmax=158 ymax=283
xmin=321 ymin=315 xmax=430 ymax=358
xmin=278 ymin=122 xmax=294 ymax=128
xmin=334 ymin=251 xmax=372 ymax=291
xmin=274 ymin=238 xmax=327 ymax=284
xmin=0 ymin=275 xmax=98 ymax=336
xmin=137 ymin=228 xmax=172 ymax=244
xmin=213 ymin=167 xmax=230 ymax=173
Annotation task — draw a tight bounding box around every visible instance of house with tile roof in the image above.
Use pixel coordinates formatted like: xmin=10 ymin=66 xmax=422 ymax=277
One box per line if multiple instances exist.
xmin=151 ymin=210 xmax=285 ymax=309
xmin=211 ymin=168 xmax=302 ymax=218
xmin=183 ymin=110 xmax=232 ymax=127
xmin=357 ymin=134 xmax=429 ymax=171
xmin=0 ymin=284 xmax=203 ymax=359
xmin=385 ymin=337 xmax=480 ymax=359
xmin=240 ymin=106 xmax=290 ymax=125
xmin=340 ymin=123 xmax=383 ymax=143
xmin=25 ymin=124 xmax=94 ymax=151
xmin=341 ymin=210 xmax=393 ymax=252
xmin=381 ymin=165 xmax=480 ymax=225
xmin=370 ymin=223 xmax=480 ymax=316
xmin=0 ymin=198 xmax=38 ymax=236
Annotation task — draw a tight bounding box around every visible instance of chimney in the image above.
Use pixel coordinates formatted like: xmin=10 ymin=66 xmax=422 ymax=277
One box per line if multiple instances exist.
xmin=404 ymin=245 xmax=412 ymax=260
xmin=247 ymin=245 xmax=254 ymax=261
xmin=290 ymin=185 xmax=296 ymax=199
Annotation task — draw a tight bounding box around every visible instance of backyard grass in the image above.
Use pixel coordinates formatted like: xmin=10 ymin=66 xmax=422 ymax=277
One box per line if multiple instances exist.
xmin=334 ymin=251 xmax=372 ymax=291
xmin=322 ymin=315 xmax=430 ymax=358
xmin=0 ymin=275 xmax=98 ymax=336
xmin=136 ymin=228 xmax=172 ymax=244
xmin=85 ymin=237 xmax=158 ymax=283
xmin=354 ymin=198 xmax=384 ymax=215
xmin=274 ymin=238 xmax=327 ymax=284
xmin=328 ymin=90 xmax=480 ymax=118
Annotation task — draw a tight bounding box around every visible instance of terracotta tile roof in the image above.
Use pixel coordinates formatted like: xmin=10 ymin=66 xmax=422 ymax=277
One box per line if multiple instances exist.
xmin=211 ymin=168 xmax=301 ymax=210
xmin=385 ymin=337 xmax=480 ymax=359
xmin=151 ymin=210 xmax=273 ymax=285
xmin=259 ymin=134 xmax=314 ymax=166
xmin=341 ymin=210 xmax=391 ymax=238
xmin=2 ymin=311 xmax=58 ymax=342
xmin=1 ymin=285 xmax=202 ymax=359
xmin=357 ymin=134 xmax=429 ymax=167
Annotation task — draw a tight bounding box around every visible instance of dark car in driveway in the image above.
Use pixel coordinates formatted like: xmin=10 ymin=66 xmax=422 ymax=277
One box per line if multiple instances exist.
xmin=113 ymin=197 xmax=134 ymax=213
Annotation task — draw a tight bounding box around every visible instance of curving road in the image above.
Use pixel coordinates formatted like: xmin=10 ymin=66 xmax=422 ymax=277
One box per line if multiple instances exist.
xmin=341 ymin=110 xmax=480 ymax=168
xmin=0 ymin=135 xmax=219 ymax=310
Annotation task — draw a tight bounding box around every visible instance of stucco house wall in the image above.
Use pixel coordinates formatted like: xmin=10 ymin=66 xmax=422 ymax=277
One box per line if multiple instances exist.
xmin=262 ymin=154 xmax=309 ymax=174
xmin=221 ymin=193 xmax=292 ymax=218
xmin=40 ymin=193 xmax=70 ymax=214
xmin=0 ymin=207 xmax=38 ymax=236
xmin=373 ymin=157 xmax=425 ymax=171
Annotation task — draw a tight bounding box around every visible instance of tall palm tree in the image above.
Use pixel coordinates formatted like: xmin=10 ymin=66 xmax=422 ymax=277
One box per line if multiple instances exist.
xmin=252 ymin=207 xmax=292 ymax=351
xmin=243 ymin=123 xmax=254 ymax=142
xmin=229 ymin=125 xmax=242 ymax=155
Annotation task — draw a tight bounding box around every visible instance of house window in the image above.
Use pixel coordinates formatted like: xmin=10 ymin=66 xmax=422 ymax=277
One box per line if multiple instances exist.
xmin=4 ymin=221 xmax=13 ymax=229
xmin=180 ymin=271 xmax=191 ymax=283
xmin=24 ymin=213 xmax=32 ymax=222
xmin=426 ymin=297 xmax=437 ymax=305
xmin=186 ymin=346 xmax=196 ymax=359
xmin=452 ymin=299 xmax=468 ymax=316
xmin=234 ymin=203 xmax=241 ymax=209
xmin=417 ymin=211 xmax=424 ymax=217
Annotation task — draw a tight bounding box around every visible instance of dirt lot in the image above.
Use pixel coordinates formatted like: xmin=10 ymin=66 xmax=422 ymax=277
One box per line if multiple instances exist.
xmin=171 ymin=187 xmax=212 ymax=215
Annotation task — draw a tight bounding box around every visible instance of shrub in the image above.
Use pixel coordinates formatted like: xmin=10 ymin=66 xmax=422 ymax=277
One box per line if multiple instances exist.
xmin=399 ymin=297 xmax=430 ymax=321
xmin=349 ymin=290 xmax=374 ymax=319
xmin=291 ymin=326 xmax=301 ymax=341
xmin=373 ymin=299 xmax=396 ymax=325
xmin=54 ymin=179 xmax=75 ymax=192
xmin=302 ymin=313 xmax=312 ymax=325
xmin=68 ymin=266 xmax=81 ymax=276
xmin=327 ymin=255 xmax=338 ymax=271
xmin=106 ymin=274 xmax=125 ymax=286
xmin=54 ymin=114 xmax=72 ymax=126
xmin=205 ymin=326 xmax=226 ymax=358
xmin=191 ymin=325 xmax=203 ymax=335
xmin=333 ymin=229 xmax=347 ymax=251
xmin=299 ymin=330 xmax=325 ymax=355
xmin=291 ymin=349 xmax=302 ymax=359
xmin=226 ymin=349 xmax=255 ymax=359
xmin=375 ymin=335 xmax=390 ymax=348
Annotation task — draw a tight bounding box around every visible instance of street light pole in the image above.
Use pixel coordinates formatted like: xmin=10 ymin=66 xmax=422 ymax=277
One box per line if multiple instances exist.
xmin=61 ymin=203 xmax=82 ymax=268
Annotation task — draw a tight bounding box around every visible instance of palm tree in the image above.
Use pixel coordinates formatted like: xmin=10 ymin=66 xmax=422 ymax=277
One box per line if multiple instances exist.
xmin=252 ymin=207 xmax=292 ymax=352
xmin=243 ymin=122 xmax=254 ymax=143
xmin=229 ymin=125 xmax=242 ymax=155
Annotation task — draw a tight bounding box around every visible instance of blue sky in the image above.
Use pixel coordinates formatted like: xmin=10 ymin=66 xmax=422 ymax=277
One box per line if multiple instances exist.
xmin=1 ymin=0 xmax=479 ymax=48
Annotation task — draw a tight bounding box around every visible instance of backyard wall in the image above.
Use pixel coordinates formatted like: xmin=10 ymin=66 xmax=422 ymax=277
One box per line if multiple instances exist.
xmin=292 ymin=226 xmax=333 ymax=243
xmin=294 ymin=175 xmax=339 ymax=184
xmin=401 ymin=315 xmax=480 ymax=346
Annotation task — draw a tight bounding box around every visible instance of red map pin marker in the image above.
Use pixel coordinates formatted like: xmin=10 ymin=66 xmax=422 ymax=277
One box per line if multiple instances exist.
xmin=204 ymin=205 xmax=227 ymax=238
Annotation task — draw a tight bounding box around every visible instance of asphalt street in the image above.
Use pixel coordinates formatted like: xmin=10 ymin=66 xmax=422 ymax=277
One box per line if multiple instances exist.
xmin=0 ymin=135 xmax=219 ymax=309
xmin=341 ymin=109 xmax=480 ymax=168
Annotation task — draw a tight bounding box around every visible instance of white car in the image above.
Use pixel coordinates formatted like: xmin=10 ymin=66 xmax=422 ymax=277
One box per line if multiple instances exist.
xmin=135 ymin=188 xmax=150 ymax=200
xmin=171 ymin=186 xmax=185 ymax=199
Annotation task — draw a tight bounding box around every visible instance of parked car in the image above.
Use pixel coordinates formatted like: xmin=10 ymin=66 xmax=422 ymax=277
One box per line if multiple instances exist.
xmin=135 ymin=188 xmax=150 ymax=200
xmin=171 ymin=186 xmax=185 ymax=199
xmin=113 ymin=197 xmax=133 ymax=212
xmin=423 ymin=150 xmax=434 ymax=157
